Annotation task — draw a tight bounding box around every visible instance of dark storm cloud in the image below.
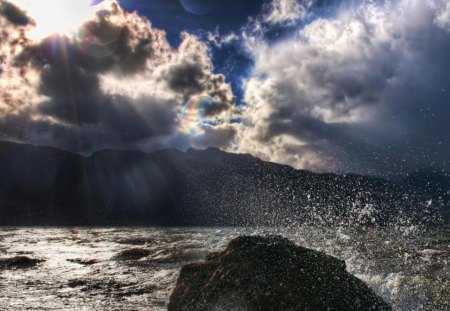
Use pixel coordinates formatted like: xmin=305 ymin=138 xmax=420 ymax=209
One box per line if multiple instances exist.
xmin=0 ymin=0 xmax=238 ymax=152
xmin=0 ymin=3 xmax=177 ymax=150
xmin=0 ymin=0 xmax=31 ymax=26
xmin=166 ymin=62 xmax=205 ymax=95
xmin=163 ymin=42 xmax=236 ymax=116
xmin=77 ymin=21 xmax=153 ymax=74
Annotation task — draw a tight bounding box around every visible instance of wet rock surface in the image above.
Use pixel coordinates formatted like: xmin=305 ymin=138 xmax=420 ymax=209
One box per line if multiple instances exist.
xmin=169 ymin=236 xmax=391 ymax=311
xmin=0 ymin=256 xmax=43 ymax=269
xmin=67 ymin=258 xmax=99 ymax=265
xmin=113 ymin=248 xmax=151 ymax=261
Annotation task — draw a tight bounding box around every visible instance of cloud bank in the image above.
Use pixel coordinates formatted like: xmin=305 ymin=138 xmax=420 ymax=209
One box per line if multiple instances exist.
xmin=237 ymin=0 xmax=450 ymax=176
xmin=0 ymin=0 xmax=449 ymax=177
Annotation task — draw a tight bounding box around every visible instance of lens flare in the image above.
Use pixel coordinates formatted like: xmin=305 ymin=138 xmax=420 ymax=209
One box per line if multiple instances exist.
xmin=77 ymin=18 xmax=123 ymax=58
xmin=9 ymin=0 xmax=98 ymax=40
xmin=179 ymin=0 xmax=215 ymax=15
xmin=180 ymin=95 xmax=216 ymax=134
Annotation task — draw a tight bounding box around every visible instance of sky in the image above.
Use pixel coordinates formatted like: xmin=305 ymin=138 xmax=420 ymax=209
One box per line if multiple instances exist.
xmin=0 ymin=0 xmax=449 ymax=178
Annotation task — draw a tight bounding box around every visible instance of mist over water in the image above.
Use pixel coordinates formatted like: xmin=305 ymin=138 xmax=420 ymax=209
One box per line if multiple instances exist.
xmin=0 ymin=227 xmax=448 ymax=310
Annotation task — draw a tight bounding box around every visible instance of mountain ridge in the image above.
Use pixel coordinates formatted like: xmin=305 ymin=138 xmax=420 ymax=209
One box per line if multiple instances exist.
xmin=0 ymin=140 xmax=448 ymax=227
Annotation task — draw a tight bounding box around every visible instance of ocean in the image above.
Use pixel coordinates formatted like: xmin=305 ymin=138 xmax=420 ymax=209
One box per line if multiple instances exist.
xmin=0 ymin=227 xmax=449 ymax=310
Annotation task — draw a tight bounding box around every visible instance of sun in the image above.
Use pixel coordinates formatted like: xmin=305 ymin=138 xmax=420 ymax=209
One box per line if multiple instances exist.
xmin=9 ymin=0 xmax=98 ymax=40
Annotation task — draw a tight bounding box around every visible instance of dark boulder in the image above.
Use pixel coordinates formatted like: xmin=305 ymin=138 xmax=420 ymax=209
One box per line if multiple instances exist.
xmin=0 ymin=256 xmax=43 ymax=269
xmin=169 ymin=236 xmax=390 ymax=311
xmin=113 ymin=248 xmax=151 ymax=261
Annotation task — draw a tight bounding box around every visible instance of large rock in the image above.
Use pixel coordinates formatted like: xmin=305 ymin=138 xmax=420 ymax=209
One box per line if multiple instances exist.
xmin=168 ymin=236 xmax=390 ymax=311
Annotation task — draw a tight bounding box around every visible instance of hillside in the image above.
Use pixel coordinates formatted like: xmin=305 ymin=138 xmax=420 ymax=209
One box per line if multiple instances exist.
xmin=0 ymin=141 xmax=448 ymax=226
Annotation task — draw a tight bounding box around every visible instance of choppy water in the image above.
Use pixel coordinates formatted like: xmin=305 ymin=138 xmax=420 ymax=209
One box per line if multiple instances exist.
xmin=0 ymin=227 xmax=449 ymax=310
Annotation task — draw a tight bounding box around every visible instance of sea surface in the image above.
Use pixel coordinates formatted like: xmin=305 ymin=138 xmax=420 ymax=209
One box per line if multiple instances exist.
xmin=0 ymin=227 xmax=449 ymax=310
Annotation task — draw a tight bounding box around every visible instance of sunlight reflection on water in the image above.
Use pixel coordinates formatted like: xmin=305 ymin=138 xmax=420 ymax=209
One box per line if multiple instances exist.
xmin=0 ymin=227 xmax=448 ymax=310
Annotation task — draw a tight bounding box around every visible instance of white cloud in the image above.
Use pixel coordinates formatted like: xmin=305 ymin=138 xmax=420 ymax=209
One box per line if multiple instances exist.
xmin=238 ymin=0 xmax=450 ymax=175
xmin=206 ymin=31 xmax=239 ymax=48
xmin=264 ymin=0 xmax=312 ymax=25
xmin=434 ymin=0 xmax=450 ymax=30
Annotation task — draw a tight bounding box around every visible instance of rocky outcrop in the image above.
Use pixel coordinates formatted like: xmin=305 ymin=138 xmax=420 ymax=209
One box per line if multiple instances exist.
xmin=0 ymin=256 xmax=43 ymax=269
xmin=169 ymin=236 xmax=391 ymax=311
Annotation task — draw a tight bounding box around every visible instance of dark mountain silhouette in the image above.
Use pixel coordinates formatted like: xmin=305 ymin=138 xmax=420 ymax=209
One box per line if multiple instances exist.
xmin=0 ymin=141 xmax=448 ymax=227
